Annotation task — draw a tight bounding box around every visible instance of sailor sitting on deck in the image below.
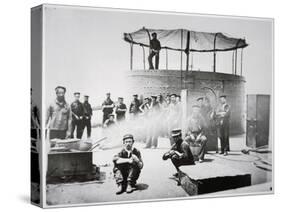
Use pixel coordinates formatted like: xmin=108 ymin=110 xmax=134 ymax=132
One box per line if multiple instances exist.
xmin=163 ymin=129 xmax=195 ymax=185
xmin=113 ymin=134 xmax=144 ymax=194
xmin=185 ymin=105 xmax=208 ymax=163
xmin=103 ymin=114 xmax=116 ymax=128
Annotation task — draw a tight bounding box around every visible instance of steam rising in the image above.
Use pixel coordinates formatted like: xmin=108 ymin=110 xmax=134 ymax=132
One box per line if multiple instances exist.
xmin=99 ymin=100 xmax=183 ymax=149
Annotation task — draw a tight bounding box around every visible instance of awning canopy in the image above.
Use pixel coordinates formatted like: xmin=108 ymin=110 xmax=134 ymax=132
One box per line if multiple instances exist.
xmin=124 ymin=28 xmax=248 ymax=52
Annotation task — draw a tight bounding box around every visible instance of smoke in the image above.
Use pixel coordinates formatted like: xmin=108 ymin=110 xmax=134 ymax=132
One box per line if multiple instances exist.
xmin=99 ymin=101 xmax=183 ymax=149
xmin=96 ymin=92 xmax=217 ymax=150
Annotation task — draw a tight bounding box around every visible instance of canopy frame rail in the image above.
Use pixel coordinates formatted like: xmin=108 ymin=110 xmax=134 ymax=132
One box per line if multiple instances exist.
xmin=123 ymin=29 xmax=248 ymax=73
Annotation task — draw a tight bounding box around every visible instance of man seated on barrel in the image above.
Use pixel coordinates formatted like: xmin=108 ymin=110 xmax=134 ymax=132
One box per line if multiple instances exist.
xmin=113 ymin=134 xmax=144 ymax=194
xmin=163 ymin=129 xmax=195 ymax=185
xmin=185 ymin=105 xmax=208 ymax=163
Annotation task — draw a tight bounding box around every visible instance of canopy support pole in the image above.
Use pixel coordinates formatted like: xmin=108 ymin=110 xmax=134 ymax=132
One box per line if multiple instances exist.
xmin=234 ymin=39 xmax=242 ymax=75
xmin=232 ymin=51 xmax=235 ymax=74
xmin=180 ymin=29 xmax=183 ymax=89
xmin=180 ymin=29 xmax=183 ymax=71
xmin=143 ymin=27 xmax=152 ymax=70
xmin=130 ymin=44 xmax=133 ymax=70
xmin=234 ymin=49 xmax=238 ymax=75
xmin=143 ymin=27 xmax=152 ymax=41
xmin=191 ymin=52 xmax=194 ymax=70
xmin=141 ymin=45 xmax=146 ymax=70
xmin=213 ymin=33 xmax=218 ymax=72
xmin=240 ymin=48 xmax=243 ymax=76
xmin=128 ymin=33 xmax=134 ymax=70
xmin=185 ymin=31 xmax=190 ymax=80
xmin=166 ymin=48 xmax=168 ymax=70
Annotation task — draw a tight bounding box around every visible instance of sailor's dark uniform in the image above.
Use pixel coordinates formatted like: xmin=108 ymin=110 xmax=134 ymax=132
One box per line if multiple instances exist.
xmin=113 ymin=148 xmax=143 ymax=186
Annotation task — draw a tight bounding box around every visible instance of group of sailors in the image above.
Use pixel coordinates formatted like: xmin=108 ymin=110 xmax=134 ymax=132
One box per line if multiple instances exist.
xmin=180 ymin=94 xmax=231 ymax=159
xmin=112 ymin=94 xmax=231 ymax=194
xmin=45 ymin=86 xmax=93 ymax=141
xmin=101 ymin=92 xmax=183 ymax=148
xmin=44 ymin=85 xmax=231 ymax=195
xmin=101 ymin=92 xmax=230 ymax=157
xmin=45 ymin=85 xmax=231 ymax=159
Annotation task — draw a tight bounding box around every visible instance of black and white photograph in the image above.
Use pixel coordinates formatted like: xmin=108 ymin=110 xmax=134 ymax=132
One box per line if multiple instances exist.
xmin=31 ymin=4 xmax=273 ymax=208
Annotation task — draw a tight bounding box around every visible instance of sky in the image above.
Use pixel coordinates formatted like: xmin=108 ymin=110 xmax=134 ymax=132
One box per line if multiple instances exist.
xmin=43 ymin=4 xmax=273 ymax=106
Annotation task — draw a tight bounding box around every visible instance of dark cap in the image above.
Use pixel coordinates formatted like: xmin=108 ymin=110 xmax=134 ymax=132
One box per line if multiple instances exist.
xmin=123 ymin=134 xmax=134 ymax=141
xmin=171 ymin=128 xmax=182 ymax=137
xmin=144 ymin=97 xmax=149 ymax=100
xmin=74 ymin=92 xmax=80 ymax=95
xmin=197 ymin=97 xmax=204 ymax=101
xmin=106 ymin=92 xmax=111 ymax=95
xmin=55 ymin=86 xmax=66 ymax=92
xmin=133 ymin=94 xmax=138 ymax=97
xmin=84 ymin=95 xmax=89 ymax=98
xmin=170 ymin=93 xmax=177 ymax=97
xmin=118 ymin=97 xmax=124 ymax=100
xmin=151 ymin=95 xmax=157 ymax=99
xmin=219 ymin=94 xmax=227 ymax=98
xmin=152 ymin=32 xmax=157 ymax=36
